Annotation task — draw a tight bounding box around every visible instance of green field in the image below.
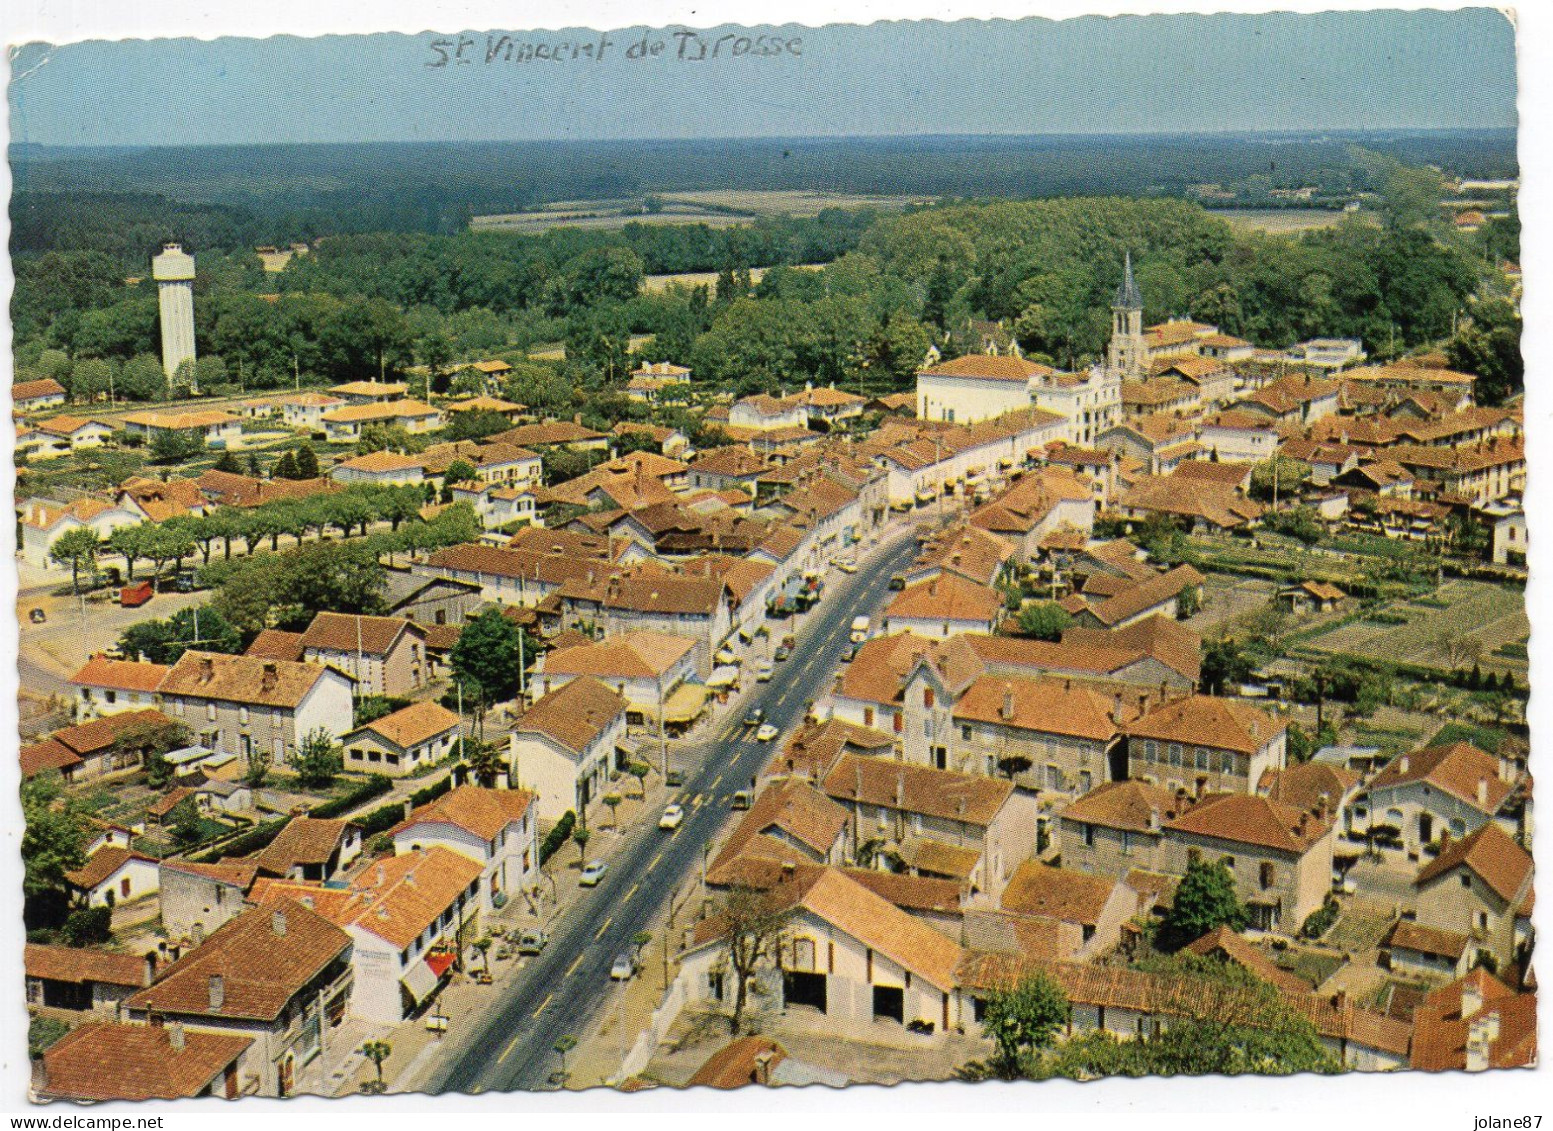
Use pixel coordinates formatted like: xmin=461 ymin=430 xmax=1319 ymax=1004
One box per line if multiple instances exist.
xmin=1304 ymin=579 xmax=1528 ymax=675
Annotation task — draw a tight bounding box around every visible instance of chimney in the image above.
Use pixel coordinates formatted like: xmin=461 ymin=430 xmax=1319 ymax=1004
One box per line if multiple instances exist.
xmin=271 ymin=910 xmax=287 ymax=937
xmin=1148 ymin=806 xmax=1161 ymax=832
xmin=143 ymin=952 xmax=157 ymax=986
xmin=896 ymin=770 xmax=906 ymax=809
xmin=208 ymin=974 xmax=225 ymax=1011
xmin=1331 ymin=989 xmax=1348 ymax=1013
xmin=261 ymin=662 xmax=278 ymax=692
xmin=199 ymin=656 xmax=215 ymax=683
xmin=377 ymin=864 xmax=387 ymax=886
xmin=168 ymin=1022 xmax=185 ymax=1053
xmin=1461 ymin=976 xmax=1485 ymax=1020
xmin=301 ymin=895 xmax=316 ymax=910
xmin=1317 ymin=792 xmax=1330 ymax=822
xmin=1001 ymin=685 xmax=1015 ymax=722
xmin=1477 ymin=777 xmax=1489 ymax=807
xmin=404 ymin=798 xmax=414 ymax=820
xmin=1112 ymin=692 xmax=1125 ymax=726
xmin=754 ymin=1050 xmax=776 ymax=1085
xmin=573 ymin=413 xmax=582 ymax=425
xmin=780 ymin=862 xmax=795 ymax=883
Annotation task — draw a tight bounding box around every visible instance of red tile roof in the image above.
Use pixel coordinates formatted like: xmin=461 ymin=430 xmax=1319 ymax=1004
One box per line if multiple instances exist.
xmin=38 ymin=1022 xmax=250 ymax=1102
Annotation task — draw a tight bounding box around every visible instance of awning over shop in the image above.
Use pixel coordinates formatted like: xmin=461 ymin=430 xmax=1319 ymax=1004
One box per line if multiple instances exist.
xmin=400 ymin=959 xmax=440 ymax=1005
xmin=425 ymin=951 xmax=457 ymax=979
xmin=707 ymin=666 xmax=741 ymax=689
xmin=662 ymin=683 xmax=709 ymax=723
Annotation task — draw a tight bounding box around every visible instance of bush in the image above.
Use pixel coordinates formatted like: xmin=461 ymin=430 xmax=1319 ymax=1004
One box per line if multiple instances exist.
xmin=62 ymin=906 xmax=113 ymax=946
xmin=1302 ymin=897 xmax=1341 ymax=939
xmin=541 ymin=810 xmax=577 ymax=864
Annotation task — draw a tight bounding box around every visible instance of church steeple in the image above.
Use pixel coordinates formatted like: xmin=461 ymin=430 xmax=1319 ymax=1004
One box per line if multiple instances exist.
xmin=1113 ymin=250 xmax=1143 ymax=311
xmin=1107 ymin=251 xmax=1145 ymax=381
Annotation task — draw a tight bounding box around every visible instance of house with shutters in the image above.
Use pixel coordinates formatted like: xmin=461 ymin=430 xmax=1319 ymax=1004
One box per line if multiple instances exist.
xmin=1058 ymin=779 xmax=1180 ymax=881
xmin=1357 ymin=741 xmax=1520 ymax=859
xmin=69 ymin=655 xmax=171 ymax=721
xmin=299 ymin=612 xmax=428 ymax=698
xmin=65 ymin=845 xmax=161 ymax=909
xmin=390 ymin=785 xmax=540 ymax=914
xmin=1125 ymin=694 xmax=1288 ymax=796
xmin=156 ymin=651 xmax=354 ymax=768
xmin=250 ymin=847 xmax=483 ymax=1025
xmin=1160 ymin=792 xmax=1337 ymax=933
xmin=820 ymin=754 xmax=1035 ymax=903
xmin=999 ymin=861 xmax=1141 ymax=959
xmin=123 ymin=900 xmax=354 ymax=1098
xmin=1412 ymin=823 xmax=1533 ymax=973
xmin=508 ymin=676 xmax=627 ymax=819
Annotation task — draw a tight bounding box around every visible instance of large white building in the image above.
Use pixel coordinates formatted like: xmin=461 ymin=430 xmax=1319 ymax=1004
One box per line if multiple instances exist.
xmin=153 ymin=242 xmax=197 ymax=383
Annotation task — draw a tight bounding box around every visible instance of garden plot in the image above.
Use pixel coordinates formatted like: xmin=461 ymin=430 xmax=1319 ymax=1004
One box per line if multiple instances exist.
xmin=1303 ymin=579 xmax=1528 ymax=676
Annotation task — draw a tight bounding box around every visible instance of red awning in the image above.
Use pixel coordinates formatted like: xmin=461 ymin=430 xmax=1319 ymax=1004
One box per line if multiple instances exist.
xmin=425 ymin=952 xmax=457 ymax=979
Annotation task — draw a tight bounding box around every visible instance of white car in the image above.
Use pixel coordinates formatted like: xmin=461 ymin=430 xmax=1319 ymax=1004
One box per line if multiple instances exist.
xmin=659 ymin=804 xmax=685 ymax=830
xmin=833 ymin=556 xmax=858 ymax=574
xmin=756 ymin=724 xmax=779 ymax=742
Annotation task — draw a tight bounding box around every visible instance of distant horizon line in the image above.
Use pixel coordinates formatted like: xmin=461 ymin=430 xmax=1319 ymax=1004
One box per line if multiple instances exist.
xmin=9 ymin=124 xmax=1519 ymax=154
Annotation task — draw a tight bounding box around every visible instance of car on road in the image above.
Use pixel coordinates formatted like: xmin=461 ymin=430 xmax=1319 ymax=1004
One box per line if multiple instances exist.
xmin=516 ymin=930 xmax=549 ymax=956
xmin=579 ymin=860 xmax=608 ymax=887
xmin=888 ymin=575 xmax=907 ymax=590
xmin=659 ymin=804 xmax=685 ymax=830
xmin=744 ymin=707 xmax=765 ymax=727
xmin=730 ymin=790 xmax=753 ymax=810
xmin=665 ymin=769 xmax=684 ymax=788
xmin=610 ymin=951 xmax=638 ymax=981
xmin=755 ymin=659 xmax=774 ymax=682
xmin=27 ymin=608 xmax=45 ymax=624
xmin=850 ymin=615 xmax=871 ymax=643
xmin=773 ymin=645 xmax=792 ymax=662
xmin=841 ymin=642 xmax=859 ymax=661
xmin=756 ymin=723 xmax=779 ymax=742
xmin=833 ymin=556 xmax=858 ymax=573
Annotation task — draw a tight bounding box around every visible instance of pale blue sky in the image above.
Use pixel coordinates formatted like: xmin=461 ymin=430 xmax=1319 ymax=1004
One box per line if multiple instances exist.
xmin=8 ymin=9 xmax=1516 ymax=146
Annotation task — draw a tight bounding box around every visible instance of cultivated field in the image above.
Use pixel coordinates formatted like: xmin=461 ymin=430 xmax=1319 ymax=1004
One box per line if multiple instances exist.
xmin=1303 ymin=579 xmax=1529 ymax=675
xmin=642 ymin=263 xmax=829 ymax=293
xmin=471 ymin=189 xmax=933 ymax=233
xmin=662 ymin=189 xmax=935 ymax=217
xmin=1215 ymin=208 xmax=1353 ymax=234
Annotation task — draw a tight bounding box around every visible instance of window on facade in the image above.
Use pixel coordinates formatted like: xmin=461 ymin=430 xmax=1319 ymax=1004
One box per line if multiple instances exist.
xmin=1083 ymin=824 xmax=1095 ymax=848
xmin=893 ymin=713 xmax=903 ymax=734
xmin=1194 ymin=748 xmax=1209 ymax=770
xmin=863 ymin=707 xmax=874 ymax=728
xmin=1218 ymin=750 xmax=1234 ymax=773
xmin=923 ymin=688 xmax=934 ymax=709
xmin=1462 ymin=873 xmax=1472 ymax=889
xmin=105 ymin=690 xmax=117 ymax=704
xmin=1120 ymin=831 xmax=1132 ymax=856
xmin=961 ymin=724 xmax=972 ymax=741
xmin=1168 ymin=744 xmax=1183 ymax=767
xmin=239 ymin=706 xmax=249 ymax=725
xmin=1260 ymin=862 xmax=1276 ymax=889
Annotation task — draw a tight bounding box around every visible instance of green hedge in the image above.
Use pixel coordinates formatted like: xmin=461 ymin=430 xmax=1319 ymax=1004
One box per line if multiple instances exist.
xmin=194 ymin=817 xmax=286 ymax=863
xmin=310 ymin=775 xmax=394 ymax=820
xmin=353 ymin=771 xmax=457 ymax=838
xmin=541 ymin=810 xmax=577 ymax=864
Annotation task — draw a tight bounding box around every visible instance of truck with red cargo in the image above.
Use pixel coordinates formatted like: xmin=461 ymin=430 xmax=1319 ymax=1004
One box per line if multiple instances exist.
xmin=119 ymin=581 xmax=154 ymax=608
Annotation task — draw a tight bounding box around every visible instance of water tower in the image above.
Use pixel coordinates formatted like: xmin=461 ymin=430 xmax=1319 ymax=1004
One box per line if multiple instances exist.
xmin=152 ymin=242 xmax=197 ymax=386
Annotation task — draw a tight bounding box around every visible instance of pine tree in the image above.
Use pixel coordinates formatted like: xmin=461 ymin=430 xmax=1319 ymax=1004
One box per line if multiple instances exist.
xmin=213 ymin=450 xmax=242 ymax=474
xmin=273 ymin=450 xmax=299 ymax=480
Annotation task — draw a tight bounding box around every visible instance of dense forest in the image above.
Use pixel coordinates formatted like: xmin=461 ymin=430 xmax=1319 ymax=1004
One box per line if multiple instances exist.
xmin=10 ymin=132 xmax=1522 ymax=410
xmin=11 ymin=128 xmax=1516 ymax=253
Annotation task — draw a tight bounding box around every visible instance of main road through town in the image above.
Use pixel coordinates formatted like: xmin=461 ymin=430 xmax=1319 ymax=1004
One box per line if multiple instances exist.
xmin=429 ymin=527 xmax=924 ymax=1095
